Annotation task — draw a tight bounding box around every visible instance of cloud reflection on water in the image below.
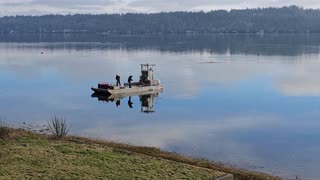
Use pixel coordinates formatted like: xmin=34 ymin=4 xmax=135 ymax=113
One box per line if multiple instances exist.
xmin=275 ymin=60 xmax=320 ymax=96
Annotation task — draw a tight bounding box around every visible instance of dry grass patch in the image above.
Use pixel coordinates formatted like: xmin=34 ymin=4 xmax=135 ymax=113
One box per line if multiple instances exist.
xmin=0 ymin=122 xmax=10 ymax=140
xmin=48 ymin=116 xmax=70 ymax=139
xmin=66 ymin=136 xmax=281 ymax=180
xmin=0 ymin=130 xmax=226 ymax=179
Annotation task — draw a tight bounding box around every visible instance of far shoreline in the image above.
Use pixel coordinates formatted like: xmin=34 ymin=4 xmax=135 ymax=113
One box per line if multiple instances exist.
xmin=1 ymin=31 xmax=320 ymax=36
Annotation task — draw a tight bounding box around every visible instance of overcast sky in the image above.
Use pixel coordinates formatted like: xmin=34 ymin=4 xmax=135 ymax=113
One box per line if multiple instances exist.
xmin=0 ymin=0 xmax=319 ymax=16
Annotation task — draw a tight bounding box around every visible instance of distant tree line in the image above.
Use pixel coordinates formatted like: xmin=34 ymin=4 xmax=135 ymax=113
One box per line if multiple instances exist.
xmin=1 ymin=6 xmax=320 ymax=34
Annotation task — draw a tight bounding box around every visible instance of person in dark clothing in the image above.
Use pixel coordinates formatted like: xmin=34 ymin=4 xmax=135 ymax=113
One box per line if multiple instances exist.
xmin=128 ymin=96 xmax=133 ymax=108
xmin=128 ymin=75 xmax=133 ymax=88
xmin=116 ymin=100 xmax=120 ymax=107
xmin=116 ymin=75 xmax=121 ymax=86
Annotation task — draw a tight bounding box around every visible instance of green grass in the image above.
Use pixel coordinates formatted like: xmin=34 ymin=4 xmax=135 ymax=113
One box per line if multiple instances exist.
xmin=0 ymin=131 xmax=225 ymax=179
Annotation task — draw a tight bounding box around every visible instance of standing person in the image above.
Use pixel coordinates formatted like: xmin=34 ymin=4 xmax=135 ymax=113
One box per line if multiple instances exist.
xmin=116 ymin=75 xmax=121 ymax=86
xmin=128 ymin=75 xmax=133 ymax=88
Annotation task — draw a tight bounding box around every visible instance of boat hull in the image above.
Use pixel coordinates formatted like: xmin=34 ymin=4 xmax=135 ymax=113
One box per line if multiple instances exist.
xmin=91 ymin=87 xmax=111 ymax=94
xmin=91 ymin=85 xmax=163 ymax=95
xmin=108 ymin=85 xmax=163 ymax=95
xmin=91 ymin=90 xmax=161 ymax=102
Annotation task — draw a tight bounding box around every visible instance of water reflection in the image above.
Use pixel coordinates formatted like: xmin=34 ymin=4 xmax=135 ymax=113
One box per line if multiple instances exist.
xmin=2 ymin=33 xmax=320 ymax=56
xmin=1 ymin=35 xmax=320 ymax=179
xmin=91 ymin=91 xmax=160 ymax=113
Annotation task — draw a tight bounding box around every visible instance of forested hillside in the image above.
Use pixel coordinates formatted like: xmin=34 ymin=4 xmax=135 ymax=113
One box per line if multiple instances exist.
xmin=1 ymin=6 xmax=319 ymax=34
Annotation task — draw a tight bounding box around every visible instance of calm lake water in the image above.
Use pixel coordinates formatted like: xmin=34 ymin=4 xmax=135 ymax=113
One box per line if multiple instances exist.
xmin=1 ymin=34 xmax=320 ymax=179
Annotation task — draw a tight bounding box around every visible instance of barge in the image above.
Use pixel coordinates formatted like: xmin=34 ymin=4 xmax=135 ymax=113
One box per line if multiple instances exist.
xmin=91 ymin=64 xmax=163 ymax=95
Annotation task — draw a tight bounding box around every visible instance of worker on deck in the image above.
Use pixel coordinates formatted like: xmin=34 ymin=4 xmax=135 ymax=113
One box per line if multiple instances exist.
xmin=116 ymin=75 xmax=121 ymax=86
xmin=128 ymin=75 xmax=133 ymax=88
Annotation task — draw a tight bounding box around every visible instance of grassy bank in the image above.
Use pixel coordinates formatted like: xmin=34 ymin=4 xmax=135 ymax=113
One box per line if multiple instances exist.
xmin=0 ymin=129 xmax=280 ymax=179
